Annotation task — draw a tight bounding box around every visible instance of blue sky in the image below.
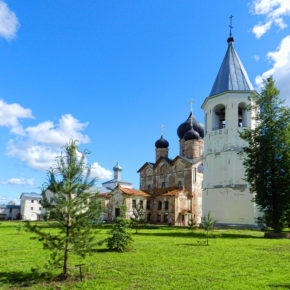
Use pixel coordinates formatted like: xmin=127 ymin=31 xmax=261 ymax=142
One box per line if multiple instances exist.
xmin=0 ymin=0 xmax=289 ymax=203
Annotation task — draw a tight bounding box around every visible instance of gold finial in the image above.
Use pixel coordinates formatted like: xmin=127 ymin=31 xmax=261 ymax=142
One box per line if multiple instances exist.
xmin=229 ymin=15 xmax=234 ymax=37
xmin=189 ymin=99 xmax=195 ymax=113
xmin=189 ymin=115 xmax=193 ymax=128
xmin=161 ymin=125 xmax=165 ymax=137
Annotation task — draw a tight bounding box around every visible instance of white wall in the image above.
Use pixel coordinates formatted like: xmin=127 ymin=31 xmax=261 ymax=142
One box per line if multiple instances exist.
xmin=20 ymin=198 xmax=42 ymax=221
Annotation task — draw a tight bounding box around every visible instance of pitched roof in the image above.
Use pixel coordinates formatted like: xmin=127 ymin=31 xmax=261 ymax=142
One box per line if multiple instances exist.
xmin=153 ymin=156 xmax=172 ymax=169
xmin=20 ymin=192 xmax=42 ymax=199
xmin=89 ymin=186 xmax=110 ymax=194
xmin=6 ymin=205 xmax=20 ymax=209
xmin=137 ymin=162 xmax=154 ymax=173
xmin=98 ymin=192 xmax=110 ymax=198
xmin=209 ymin=40 xmax=254 ymax=97
xmin=146 ymin=186 xmax=187 ymax=197
xmin=179 ymin=209 xmax=190 ymax=214
xmin=118 ymin=186 xmax=151 ymax=197
xmin=161 ymin=189 xmax=185 ymax=197
xmin=102 ymin=179 xmax=132 ymax=185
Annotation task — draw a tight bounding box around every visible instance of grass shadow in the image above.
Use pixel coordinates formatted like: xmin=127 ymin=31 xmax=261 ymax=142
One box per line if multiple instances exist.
xmin=176 ymin=243 xmax=208 ymax=247
xmin=0 ymin=270 xmax=53 ymax=287
xmin=137 ymin=231 xmax=262 ymax=239
xmin=95 ymin=249 xmax=111 ymax=253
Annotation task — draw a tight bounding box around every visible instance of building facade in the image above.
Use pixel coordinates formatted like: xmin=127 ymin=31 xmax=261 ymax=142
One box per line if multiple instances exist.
xmin=136 ymin=113 xmax=204 ymax=226
xmin=202 ymin=34 xmax=259 ymax=226
xmin=0 ymin=204 xmax=20 ymax=220
xmin=20 ymin=193 xmax=42 ymax=221
xmin=98 ymin=113 xmax=204 ymax=226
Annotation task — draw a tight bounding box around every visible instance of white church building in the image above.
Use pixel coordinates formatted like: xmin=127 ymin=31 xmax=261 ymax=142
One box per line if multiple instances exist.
xmin=202 ymin=33 xmax=260 ymax=226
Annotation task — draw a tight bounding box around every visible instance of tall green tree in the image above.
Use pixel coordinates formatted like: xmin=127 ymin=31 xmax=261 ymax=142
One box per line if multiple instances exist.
xmin=240 ymin=77 xmax=290 ymax=233
xmin=26 ymin=140 xmax=102 ymax=278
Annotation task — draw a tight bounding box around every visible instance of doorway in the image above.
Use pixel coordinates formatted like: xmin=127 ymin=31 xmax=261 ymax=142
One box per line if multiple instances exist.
xmin=181 ymin=215 xmax=185 ymax=226
xmin=115 ymin=208 xmax=120 ymax=217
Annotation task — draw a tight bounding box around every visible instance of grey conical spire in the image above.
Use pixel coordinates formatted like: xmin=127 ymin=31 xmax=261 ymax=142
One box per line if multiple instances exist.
xmin=209 ymin=38 xmax=254 ymax=97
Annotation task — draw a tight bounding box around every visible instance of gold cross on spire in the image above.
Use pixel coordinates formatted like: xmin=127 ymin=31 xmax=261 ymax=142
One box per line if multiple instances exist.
xmin=161 ymin=125 xmax=165 ymax=137
xmin=189 ymin=99 xmax=195 ymax=113
xmin=229 ymin=15 xmax=234 ymax=37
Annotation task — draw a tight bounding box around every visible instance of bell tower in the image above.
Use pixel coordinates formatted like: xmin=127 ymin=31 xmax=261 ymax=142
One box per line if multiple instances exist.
xmin=202 ymin=19 xmax=259 ymax=226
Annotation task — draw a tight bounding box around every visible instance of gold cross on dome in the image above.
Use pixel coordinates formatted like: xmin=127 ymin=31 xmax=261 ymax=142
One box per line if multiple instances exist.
xmin=161 ymin=125 xmax=165 ymax=137
xmin=189 ymin=115 xmax=193 ymax=128
xmin=189 ymin=99 xmax=195 ymax=113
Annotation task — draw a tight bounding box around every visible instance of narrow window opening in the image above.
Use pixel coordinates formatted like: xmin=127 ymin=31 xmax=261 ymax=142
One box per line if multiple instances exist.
xmin=212 ymin=104 xmax=226 ymax=130
xmin=238 ymin=102 xmax=247 ymax=127
xmin=157 ymin=214 xmax=161 ymax=222
xmin=158 ymin=201 xmax=162 ymax=210
xmin=146 ymin=200 xmax=151 ymax=210
xmin=147 ymin=214 xmax=151 ymax=222
xmin=165 ymin=201 xmax=169 ymax=210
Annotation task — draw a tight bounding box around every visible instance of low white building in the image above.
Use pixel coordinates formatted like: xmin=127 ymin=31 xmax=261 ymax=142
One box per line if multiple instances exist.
xmin=0 ymin=204 xmax=21 ymax=220
xmin=20 ymin=193 xmax=42 ymax=221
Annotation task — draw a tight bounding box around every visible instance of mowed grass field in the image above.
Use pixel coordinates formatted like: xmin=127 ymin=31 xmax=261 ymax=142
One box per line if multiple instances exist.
xmin=0 ymin=222 xmax=289 ymax=289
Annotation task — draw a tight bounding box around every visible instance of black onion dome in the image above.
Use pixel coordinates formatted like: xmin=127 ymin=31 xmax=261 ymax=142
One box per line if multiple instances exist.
xmin=177 ymin=112 xmax=204 ymax=139
xmin=177 ymin=112 xmax=193 ymax=139
xmin=196 ymin=121 xmax=205 ymax=138
xmin=184 ymin=128 xmax=200 ymax=141
xmin=155 ymin=136 xmax=169 ymax=148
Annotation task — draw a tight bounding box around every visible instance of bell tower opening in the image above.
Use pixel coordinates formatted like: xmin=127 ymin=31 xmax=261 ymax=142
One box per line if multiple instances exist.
xmin=238 ymin=102 xmax=247 ymax=127
xmin=212 ymin=104 xmax=226 ymax=130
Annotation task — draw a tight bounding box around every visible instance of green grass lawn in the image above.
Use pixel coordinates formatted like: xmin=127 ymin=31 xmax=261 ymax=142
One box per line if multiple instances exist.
xmin=0 ymin=222 xmax=289 ymax=289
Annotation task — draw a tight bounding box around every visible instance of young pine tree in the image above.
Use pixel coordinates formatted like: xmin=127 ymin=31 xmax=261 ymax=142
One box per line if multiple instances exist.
xmin=202 ymin=211 xmax=217 ymax=246
xmin=188 ymin=215 xmax=196 ymax=231
xmin=239 ymin=77 xmax=290 ymax=233
xmin=130 ymin=204 xmax=146 ymax=234
xmin=101 ymin=203 xmax=133 ymax=252
xmin=26 ymin=140 xmax=102 ymax=278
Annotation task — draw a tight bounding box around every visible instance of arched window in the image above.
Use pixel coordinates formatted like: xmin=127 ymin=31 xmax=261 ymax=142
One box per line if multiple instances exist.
xmin=238 ymin=102 xmax=247 ymax=127
xmin=212 ymin=104 xmax=226 ymax=130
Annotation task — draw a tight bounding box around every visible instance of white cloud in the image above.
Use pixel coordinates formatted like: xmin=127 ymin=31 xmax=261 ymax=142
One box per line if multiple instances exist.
xmin=253 ymin=55 xmax=260 ymax=61
xmin=90 ymin=162 xmax=112 ymax=180
xmin=255 ymin=35 xmax=290 ymax=104
xmin=250 ymin=0 xmax=290 ymax=38
xmin=7 ymin=141 xmax=60 ymax=171
xmin=1 ymin=99 xmax=111 ymax=180
xmin=0 ymin=99 xmax=34 ymax=135
xmin=0 ymin=177 xmax=34 ymax=185
xmin=26 ymin=114 xmax=90 ymax=146
xmin=252 ymin=20 xmax=273 ymax=38
xmin=0 ymin=1 xmax=19 ymax=40
xmin=7 ymin=113 xmax=90 ymax=171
